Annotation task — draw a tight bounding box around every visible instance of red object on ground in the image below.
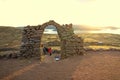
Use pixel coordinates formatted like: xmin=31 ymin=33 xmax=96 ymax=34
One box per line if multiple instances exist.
xmin=48 ymin=48 xmax=52 ymax=54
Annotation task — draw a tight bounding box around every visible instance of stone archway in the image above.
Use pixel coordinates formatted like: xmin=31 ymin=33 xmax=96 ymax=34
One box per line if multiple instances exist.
xmin=20 ymin=20 xmax=84 ymax=59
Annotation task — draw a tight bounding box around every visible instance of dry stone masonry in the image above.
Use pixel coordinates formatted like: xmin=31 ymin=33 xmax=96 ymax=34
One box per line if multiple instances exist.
xmin=20 ymin=20 xmax=85 ymax=59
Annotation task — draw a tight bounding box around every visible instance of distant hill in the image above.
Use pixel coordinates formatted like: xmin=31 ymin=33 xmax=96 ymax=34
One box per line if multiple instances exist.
xmin=77 ymin=33 xmax=120 ymax=48
xmin=0 ymin=26 xmax=22 ymax=48
xmin=16 ymin=27 xmax=24 ymax=30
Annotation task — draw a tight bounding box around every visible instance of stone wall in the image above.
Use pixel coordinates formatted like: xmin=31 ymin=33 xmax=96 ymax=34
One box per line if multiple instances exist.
xmin=20 ymin=20 xmax=85 ymax=59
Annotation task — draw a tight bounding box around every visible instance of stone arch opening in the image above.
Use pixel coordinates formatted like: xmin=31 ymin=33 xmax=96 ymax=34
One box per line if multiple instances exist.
xmin=41 ymin=25 xmax=61 ymax=56
xmin=20 ymin=20 xmax=85 ymax=60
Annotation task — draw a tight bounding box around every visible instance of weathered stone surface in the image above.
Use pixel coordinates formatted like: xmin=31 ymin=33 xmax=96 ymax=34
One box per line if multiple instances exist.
xmin=20 ymin=20 xmax=85 ymax=60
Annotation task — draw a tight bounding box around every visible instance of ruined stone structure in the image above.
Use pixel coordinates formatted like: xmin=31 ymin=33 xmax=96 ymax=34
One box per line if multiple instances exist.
xmin=20 ymin=20 xmax=84 ymax=59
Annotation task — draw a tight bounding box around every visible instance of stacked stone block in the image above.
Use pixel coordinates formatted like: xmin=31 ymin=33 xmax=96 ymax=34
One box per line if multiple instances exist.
xmin=20 ymin=20 xmax=85 ymax=59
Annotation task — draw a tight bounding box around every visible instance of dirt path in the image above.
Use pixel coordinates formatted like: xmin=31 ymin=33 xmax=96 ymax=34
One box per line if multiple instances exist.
xmin=72 ymin=51 xmax=120 ymax=80
xmin=1 ymin=63 xmax=39 ymax=80
xmin=0 ymin=51 xmax=120 ymax=80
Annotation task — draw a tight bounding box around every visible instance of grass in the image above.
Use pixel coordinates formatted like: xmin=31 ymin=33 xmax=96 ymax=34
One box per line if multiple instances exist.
xmin=0 ymin=26 xmax=22 ymax=48
xmin=86 ymin=45 xmax=120 ymax=50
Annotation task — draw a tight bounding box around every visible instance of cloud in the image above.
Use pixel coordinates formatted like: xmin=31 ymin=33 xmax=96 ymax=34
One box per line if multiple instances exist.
xmin=73 ymin=25 xmax=120 ymax=31
xmin=73 ymin=25 xmax=102 ymax=31
xmin=104 ymin=26 xmax=120 ymax=30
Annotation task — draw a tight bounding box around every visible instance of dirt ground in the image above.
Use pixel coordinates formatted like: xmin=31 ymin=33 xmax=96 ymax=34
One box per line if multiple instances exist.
xmin=0 ymin=50 xmax=120 ymax=80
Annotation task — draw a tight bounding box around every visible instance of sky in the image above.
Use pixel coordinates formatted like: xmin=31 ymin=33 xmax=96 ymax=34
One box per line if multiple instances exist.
xmin=0 ymin=0 xmax=120 ymax=34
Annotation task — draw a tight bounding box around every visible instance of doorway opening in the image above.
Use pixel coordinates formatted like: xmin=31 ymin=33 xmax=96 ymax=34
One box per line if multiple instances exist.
xmin=40 ymin=25 xmax=61 ymax=62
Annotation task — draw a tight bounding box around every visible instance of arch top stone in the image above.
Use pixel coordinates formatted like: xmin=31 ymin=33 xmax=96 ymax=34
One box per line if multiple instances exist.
xmin=41 ymin=20 xmax=61 ymax=27
xmin=41 ymin=20 xmax=73 ymax=30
